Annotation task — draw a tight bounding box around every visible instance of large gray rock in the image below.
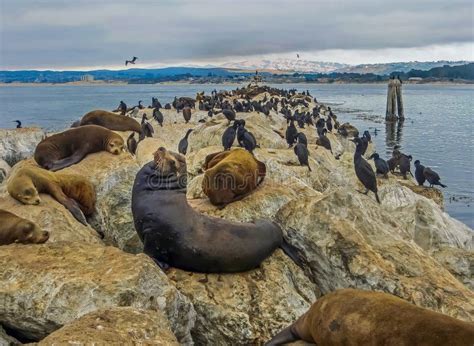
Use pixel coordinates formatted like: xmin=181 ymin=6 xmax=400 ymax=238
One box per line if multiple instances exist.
xmin=0 ymin=128 xmax=45 ymax=166
xmin=0 ymin=242 xmax=195 ymax=343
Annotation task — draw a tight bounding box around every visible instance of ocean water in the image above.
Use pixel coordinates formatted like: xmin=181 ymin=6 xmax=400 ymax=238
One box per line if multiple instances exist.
xmin=0 ymin=83 xmax=472 ymax=228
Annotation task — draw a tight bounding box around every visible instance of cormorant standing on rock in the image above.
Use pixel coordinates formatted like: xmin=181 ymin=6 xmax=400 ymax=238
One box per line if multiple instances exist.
xmin=139 ymin=114 xmax=154 ymax=141
xmin=316 ymin=118 xmax=326 ymax=136
xmin=421 ymin=163 xmax=447 ymax=188
xmin=237 ymin=126 xmax=257 ymax=153
xmin=369 ymin=153 xmax=389 ymax=178
xmin=294 ymin=142 xmax=311 ymax=171
xmin=182 ymin=106 xmax=192 ymax=123
xmin=221 ymin=109 xmax=236 ymax=124
xmin=326 ymin=116 xmax=333 ymax=132
xmin=399 ymin=154 xmax=412 ymax=179
xmin=13 ymin=120 xmax=22 ymax=128
xmin=164 ymin=103 xmax=171 ymax=110
xmin=178 ymin=129 xmax=193 ymax=155
xmin=127 ymin=132 xmax=137 ymax=155
xmin=296 ymin=132 xmax=308 ymax=146
xmin=119 ymin=101 xmax=127 ymax=115
xmin=222 ymin=122 xmax=238 ymax=150
xmin=414 ymin=160 xmax=426 ymax=186
xmin=363 ymin=130 xmax=372 ymax=143
xmin=286 ymin=119 xmax=298 ymax=148
xmin=316 ymin=129 xmax=332 ymax=153
xmin=352 ymin=137 xmax=381 ymax=204
xmin=153 ymin=108 xmax=164 ymax=127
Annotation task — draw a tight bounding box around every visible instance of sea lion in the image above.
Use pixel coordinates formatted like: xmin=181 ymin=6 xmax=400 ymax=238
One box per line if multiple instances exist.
xmin=267 ymin=289 xmax=474 ymax=346
xmin=34 ymin=125 xmax=124 ymax=171
xmin=182 ymin=107 xmax=192 ymax=123
xmin=202 ymin=149 xmax=265 ymax=206
xmin=0 ymin=209 xmax=49 ymax=245
xmin=79 ymin=110 xmax=142 ymax=132
xmin=131 ymin=150 xmax=282 ymax=273
xmin=7 ymin=165 xmax=96 ymax=225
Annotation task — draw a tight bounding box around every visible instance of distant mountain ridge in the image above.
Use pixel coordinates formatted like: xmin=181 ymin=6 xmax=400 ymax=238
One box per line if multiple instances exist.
xmin=220 ymin=59 xmax=471 ymax=75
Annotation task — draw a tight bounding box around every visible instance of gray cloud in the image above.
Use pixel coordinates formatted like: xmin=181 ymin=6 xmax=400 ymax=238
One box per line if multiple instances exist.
xmin=0 ymin=0 xmax=473 ymax=69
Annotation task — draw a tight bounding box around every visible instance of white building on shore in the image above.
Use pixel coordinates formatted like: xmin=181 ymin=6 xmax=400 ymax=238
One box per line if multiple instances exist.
xmin=80 ymin=74 xmax=94 ymax=82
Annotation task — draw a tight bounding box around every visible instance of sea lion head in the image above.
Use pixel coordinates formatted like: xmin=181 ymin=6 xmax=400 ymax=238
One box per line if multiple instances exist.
xmin=106 ymin=133 xmax=125 ymax=155
xmin=153 ymin=147 xmax=183 ymax=177
xmin=14 ymin=220 xmax=49 ymax=244
xmin=8 ymin=176 xmax=41 ymax=205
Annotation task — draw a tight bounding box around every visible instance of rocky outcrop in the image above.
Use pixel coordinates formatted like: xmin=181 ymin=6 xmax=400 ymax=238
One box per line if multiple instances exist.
xmin=0 ymin=159 xmax=11 ymax=184
xmin=169 ymin=250 xmax=316 ymax=345
xmin=61 ymin=151 xmax=142 ymax=253
xmin=0 ymin=128 xmax=45 ymax=166
xmin=38 ymin=307 xmax=179 ymax=345
xmin=0 ymin=242 xmax=195 ymax=343
xmin=0 ymin=325 xmax=20 ymax=346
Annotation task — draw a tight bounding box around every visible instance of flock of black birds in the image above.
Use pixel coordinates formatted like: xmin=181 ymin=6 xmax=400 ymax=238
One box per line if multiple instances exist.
xmin=110 ymin=85 xmax=447 ymax=205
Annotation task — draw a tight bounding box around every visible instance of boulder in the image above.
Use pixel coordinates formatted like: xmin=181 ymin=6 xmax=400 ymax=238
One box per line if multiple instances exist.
xmin=38 ymin=307 xmax=179 ymax=345
xmin=0 ymin=159 xmax=11 ymax=184
xmin=0 ymin=242 xmax=195 ymax=343
xmin=169 ymin=250 xmax=317 ymax=345
xmin=0 ymin=128 xmax=45 ymax=166
xmin=0 ymin=325 xmax=20 ymax=346
xmin=61 ymin=152 xmax=142 ymax=253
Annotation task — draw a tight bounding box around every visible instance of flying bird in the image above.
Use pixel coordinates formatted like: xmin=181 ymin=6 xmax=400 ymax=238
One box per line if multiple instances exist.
xmin=296 ymin=54 xmax=300 ymax=59
xmin=125 ymin=56 xmax=138 ymax=66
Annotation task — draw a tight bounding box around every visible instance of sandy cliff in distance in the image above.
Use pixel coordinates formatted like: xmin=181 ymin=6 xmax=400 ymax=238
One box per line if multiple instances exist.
xmin=0 ymin=86 xmax=472 ymax=345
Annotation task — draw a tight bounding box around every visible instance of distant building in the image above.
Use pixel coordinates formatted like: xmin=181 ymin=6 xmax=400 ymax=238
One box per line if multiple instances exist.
xmin=408 ymin=77 xmax=422 ymax=81
xmin=80 ymin=74 xmax=94 ymax=82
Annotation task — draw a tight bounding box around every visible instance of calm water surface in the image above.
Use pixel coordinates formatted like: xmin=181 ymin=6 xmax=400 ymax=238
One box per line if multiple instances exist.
xmin=0 ymin=83 xmax=472 ymax=228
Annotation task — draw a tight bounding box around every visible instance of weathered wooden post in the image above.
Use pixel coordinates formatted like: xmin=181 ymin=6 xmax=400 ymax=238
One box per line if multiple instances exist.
xmin=385 ymin=77 xmax=404 ymax=121
xmin=395 ymin=78 xmax=404 ymax=120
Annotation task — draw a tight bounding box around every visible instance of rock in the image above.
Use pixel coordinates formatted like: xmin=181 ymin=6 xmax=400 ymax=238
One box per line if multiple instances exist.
xmin=0 ymin=242 xmax=195 ymax=343
xmin=0 ymin=159 xmax=11 ymax=185
xmin=169 ymin=250 xmax=317 ymax=345
xmin=337 ymin=122 xmax=359 ymax=137
xmin=401 ymin=182 xmax=444 ymax=208
xmin=277 ymin=190 xmax=474 ymax=321
xmin=0 ymin=325 xmax=20 ymax=346
xmin=0 ymin=128 xmax=45 ymax=166
xmin=38 ymin=307 xmax=179 ymax=345
xmin=61 ymin=151 xmax=142 ymax=253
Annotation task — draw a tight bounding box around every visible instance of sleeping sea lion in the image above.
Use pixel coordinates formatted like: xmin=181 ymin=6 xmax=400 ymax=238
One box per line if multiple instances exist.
xmin=131 ymin=147 xmax=283 ymax=273
xmin=79 ymin=110 xmax=142 ymax=132
xmin=7 ymin=165 xmax=96 ymax=225
xmin=267 ymin=288 xmax=474 ymax=346
xmin=202 ymin=149 xmax=265 ymax=206
xmin=0 ymin=209 xmax=49 ymax=245
xmin=34 ymin=125 xmax=124 ymax=171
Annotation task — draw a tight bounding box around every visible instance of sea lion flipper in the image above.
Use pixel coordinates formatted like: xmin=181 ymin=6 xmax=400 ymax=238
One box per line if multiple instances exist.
xmin=49 ymin=148 xmax=89 ymax=171
xmin=265 ymin=325 xmax=300 ymax=345
xmin=45 ymin=181 xmax=88 ymax=225
xmin=66 ymin=200 xmax=88 ymax=226
xmin=256 ymin=159 xmax=266 ymax=185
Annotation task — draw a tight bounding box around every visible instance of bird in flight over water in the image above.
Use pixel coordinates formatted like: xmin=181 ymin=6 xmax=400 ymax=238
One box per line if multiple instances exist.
xmin=125 ymin=56 xmax=138 ymax=66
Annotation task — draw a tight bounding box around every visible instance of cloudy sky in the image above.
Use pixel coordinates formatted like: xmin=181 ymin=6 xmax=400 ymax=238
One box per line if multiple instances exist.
xmin=0 ymin=0 xmax=473 ymax=70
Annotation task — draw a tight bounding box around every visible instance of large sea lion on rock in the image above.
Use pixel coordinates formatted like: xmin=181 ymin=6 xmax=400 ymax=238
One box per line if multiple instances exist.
xmin=202 ymin=149 xmax=266 ymax=206
xmin=131 ymin=147 xmax=283 ymax=273
xmin=0 ymin=209 xmax=49 ymax=245
xmin=79 ymin=110 xmax=142 ymax=132
xmin=7 ymin=165 xmax=96 ymax=225
xmin=267 ymin=288 xmax=474 ymax=346
xmin=34 ymin=125 xmax=124 ymax=171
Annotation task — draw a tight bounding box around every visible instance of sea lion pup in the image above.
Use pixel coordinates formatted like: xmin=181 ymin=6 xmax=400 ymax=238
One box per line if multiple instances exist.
xmin=131 ymin=148 xmax=284 ymax=273
xmin=34 ymin=125 xmax=124 ymax=171
xmin=266 ymin=289 xmax=474 ymax=346
xmin=7 ymin=165 xmax=96 ymax=225
xmin=0 ymin=210 xmax=49 ymax=245
xmin=79 ymin=110 xmax=142 ymax=132
xmin=202 ymin=149 xmax=266 ymax=206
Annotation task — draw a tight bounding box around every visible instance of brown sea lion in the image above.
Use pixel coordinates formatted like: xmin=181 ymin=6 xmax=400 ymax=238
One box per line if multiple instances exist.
xmin=267 ymin=289 xmax=474 ymax=346
xmin=0 ymin=209 xmax=49 ymax=245
xmin=34 ymin=125 xmax=124 ymax=171
xmin=79 ymin=110 xmax=142 ymax=132
xmin=202 ymin=149 xmax=266 ymax=206
xmin=131 ymin=148 xmax=284 ymax=273
xmin=7 ymin=165 xmax=96 ymax=225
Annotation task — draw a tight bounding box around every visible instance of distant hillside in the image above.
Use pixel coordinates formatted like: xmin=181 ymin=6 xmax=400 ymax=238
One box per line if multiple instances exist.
xmin=335 ymin=60 xmax=470 ymax=75
xmin=393 ymin=63 xmax=474 ymax=80
xmin=221 ymin=59 xmax=348 ymax=73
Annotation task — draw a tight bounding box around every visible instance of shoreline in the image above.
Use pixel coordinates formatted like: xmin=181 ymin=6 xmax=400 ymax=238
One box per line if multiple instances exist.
xmin=0 ymin=80 xmax=472 ymax=87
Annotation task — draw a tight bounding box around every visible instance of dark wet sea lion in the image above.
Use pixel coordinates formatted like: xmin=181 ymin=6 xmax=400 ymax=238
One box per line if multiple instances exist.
xmin=131 ymin=151 xmax=282 ymax=273
xmin=0 ymin=209 xmax=49 ymax=245
xmin=267 ymin=288 xmax=474 ymax=346
xmin=7 ymin=165 xmax=96 ymax=225
xmin=34 ymin=125 xmax=124 ymax=171
xmin=79 ymin=110 xmax=141 ymax=132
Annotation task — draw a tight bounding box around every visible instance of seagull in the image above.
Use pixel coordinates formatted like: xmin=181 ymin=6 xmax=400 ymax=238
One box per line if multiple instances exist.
xmin=125 ymin=56 xmax=138 ymax=66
